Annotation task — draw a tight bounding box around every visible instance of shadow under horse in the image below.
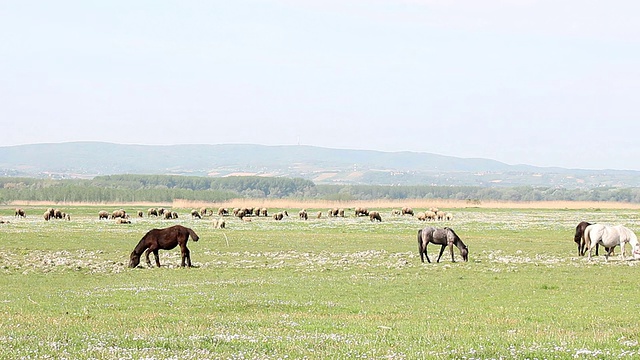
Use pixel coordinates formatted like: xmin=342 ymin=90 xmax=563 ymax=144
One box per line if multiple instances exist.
xmin=129 ymin=224 xmax=199 ymax=268
xmin=418 ymin=226 xmax=468 ymax=263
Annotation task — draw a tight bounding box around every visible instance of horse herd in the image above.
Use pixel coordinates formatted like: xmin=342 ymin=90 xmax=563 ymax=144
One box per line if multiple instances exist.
xmin=8 ymin=207 xmax=638 ymax=267
xmin=573 ymin=221 xmax=640 ymax=260
xmin=131 ymin=219 xmax=640 ymax=269
xmin=127 ymin=224 xmax=470 ymax=269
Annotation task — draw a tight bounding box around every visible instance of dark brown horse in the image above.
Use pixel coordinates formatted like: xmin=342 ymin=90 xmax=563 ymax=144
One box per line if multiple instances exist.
xmin=418 ymin=226 xmax=468 ymax=263
xmin=574 ymin=221 xmax=612 ymax=256
xmin=129 ymin=225 xmax=199 ymax=268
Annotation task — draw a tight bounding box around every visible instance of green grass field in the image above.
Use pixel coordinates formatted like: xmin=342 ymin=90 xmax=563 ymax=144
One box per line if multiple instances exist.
xmin=1 ymin=205 xmax=640 ymax=359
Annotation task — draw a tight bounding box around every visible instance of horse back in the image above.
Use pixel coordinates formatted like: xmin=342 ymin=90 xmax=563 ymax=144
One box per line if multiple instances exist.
xmin=419 ymin=227 xmax=436 ymax=245
xmin=431 ymin=228 xmax=450 ymax=245
xmin=614 ymin=225 xmax=638 ymax=244
xmin=151 ymin=225 xmax=184 ymax=250
xmin=586 ymin=224 xmax=622 ymax=247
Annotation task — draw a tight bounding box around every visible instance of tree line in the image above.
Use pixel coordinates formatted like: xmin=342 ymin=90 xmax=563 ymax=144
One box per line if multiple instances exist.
xmin=1 ymin=175 xmax=640 ymax=203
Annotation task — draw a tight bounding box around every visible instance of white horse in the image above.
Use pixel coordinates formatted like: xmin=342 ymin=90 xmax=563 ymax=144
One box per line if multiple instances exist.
xmin=584 ymin=224 xmax=640 ymax=260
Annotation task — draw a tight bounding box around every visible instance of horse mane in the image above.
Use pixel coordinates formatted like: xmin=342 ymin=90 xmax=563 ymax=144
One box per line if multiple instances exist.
xmin=444 ymin=227 xmax=466 ymax=249
xmin=132 ymin=233 xmax=151 ymax=256
xmin=132 ymin=228 xmax=164 ymax=256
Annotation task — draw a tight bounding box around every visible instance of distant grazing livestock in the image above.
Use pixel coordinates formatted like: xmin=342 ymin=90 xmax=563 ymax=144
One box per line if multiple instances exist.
xmin=392 ymin=209 xmax=401 ymax=216
xmin=235 ymin=207 xmax=253 ymax=217
xmin=240 ymin=207 xmax=253 ymax=217
xmin=111 ymin=209 xmax=127 ymax=219
xmin=54 ymin=209 xmax=63 ymax=219
xmin=137 ymin=211 xmax=144 ymax=218
xmin=273 ymin=212 xmax=284 ymax=221
xmin=337 ymin=209 xmax=344 ymax=217
xmin=316 ymin=211 xmax=322 ymax=219
xmin=402 ymin=207 xmax=414 ymax=216
xmin=191 ymin=209 xmax=202 ymax=219
xmin=148 ymin=208 xmax=158 ymax=217
xmin=299 ymin=209 xmax=308 ymax=220
xmin=328 ymin=208 xmax=339 ymax=217
xmin=213 ymin=218 xmax=226 ymax=229
xmin=15 ymin=208 xmax=26 ymax=218
xmin=43 ymin=210 xmax=51 ymax=221
xmin=200 ymin=207 xmax=209 ymax=217
xmin=218 ymin=207 xmax=229 ymax=216
xmin=369 ymin=211 xmax=382 ymax=222
xmin=116 ymin=218 xmax=131 ymax=224
xmin=235 ymin=209 xmax=246 ymax=220
xmin=99 ymin=211 xmax=109 ymax=220
xmin=129 ymin=225 xmax=199 ymax=268
xmin=355 ymin=207 xmax=369 ymax=217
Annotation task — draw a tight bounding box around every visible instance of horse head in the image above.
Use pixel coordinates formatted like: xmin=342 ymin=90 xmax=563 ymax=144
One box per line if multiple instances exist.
xmin=444 ymin=227 xmax=469 ymax=262
xmin=129 ymin=251 xmax=141 ymax=268
xmin=460 ymin=245 xmax=469 ymax=262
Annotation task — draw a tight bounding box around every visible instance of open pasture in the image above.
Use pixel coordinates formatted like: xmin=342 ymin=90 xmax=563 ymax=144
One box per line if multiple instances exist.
xmin=1 ymin=205 xmax=640 ymax=358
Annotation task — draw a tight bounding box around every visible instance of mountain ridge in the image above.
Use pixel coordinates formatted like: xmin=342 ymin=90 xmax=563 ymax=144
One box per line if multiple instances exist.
xmin=0 ymin=142 xmax=638 ymax=188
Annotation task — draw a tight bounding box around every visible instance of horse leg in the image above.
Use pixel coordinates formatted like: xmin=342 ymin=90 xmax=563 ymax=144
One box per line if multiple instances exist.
xmin=144 ymin=249 xmax=153 ymax=267
xmin=585 ymin=232 xmax=594 ymax=260
xmin=418 ymin=231 xmax=425 ymax=263
xmin=180 ymin=245 xmax=191 ymax=267
xmin=436 ymin=244 xmax=446 ymax=263
xmin=449 ymin=243 xmax=455 ymax=262
xmin=153 ymin=250 xmax=161 ymax=267
xmin=577 ymin=242 xmax=582 ymax=256
xmin=424 ymin=244 xmax=431 ymax=263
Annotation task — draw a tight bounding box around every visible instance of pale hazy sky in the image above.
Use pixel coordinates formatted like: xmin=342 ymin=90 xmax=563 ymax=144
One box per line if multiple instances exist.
xmin=2 ymin=1 xmax=640 ymax=170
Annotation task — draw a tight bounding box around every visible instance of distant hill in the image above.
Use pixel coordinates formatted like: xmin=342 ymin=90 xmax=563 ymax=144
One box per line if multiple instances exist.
xmin=0 ymin=142 xmax=639 ymax=188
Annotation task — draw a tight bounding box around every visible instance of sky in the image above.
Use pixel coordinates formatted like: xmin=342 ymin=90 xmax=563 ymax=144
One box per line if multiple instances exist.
xmin=1 ymin=1 xmax=640 ymax=171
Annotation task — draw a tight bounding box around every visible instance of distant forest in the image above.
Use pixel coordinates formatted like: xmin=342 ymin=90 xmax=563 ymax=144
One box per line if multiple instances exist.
xmin=2 ymin=174 xmax=640 ymax=204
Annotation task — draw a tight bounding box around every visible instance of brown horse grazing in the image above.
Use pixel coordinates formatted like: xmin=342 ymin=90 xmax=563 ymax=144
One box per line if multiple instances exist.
xmin=574 ymin=221 xmax=612 ymax=256
xmin=418 ymin=226 xmax=468 ymax=263
xmin=129 ymin=225 xmax=199 ymax=268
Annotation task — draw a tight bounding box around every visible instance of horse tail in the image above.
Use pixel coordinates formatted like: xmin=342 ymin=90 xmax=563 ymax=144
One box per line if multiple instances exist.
xmin=417 ymin=229 xmax=425 ymax=263
xmin=187 ymin=227 xmax=200 ymax=242
xmin=583 ymin=227 xmax=592 ymax=254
